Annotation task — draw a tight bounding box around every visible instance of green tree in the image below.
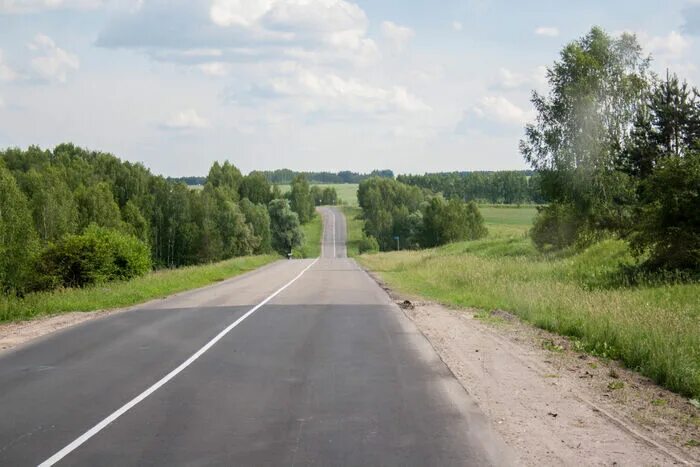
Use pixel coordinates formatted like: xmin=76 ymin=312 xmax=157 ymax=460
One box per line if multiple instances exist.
xmin=630 ymin=152 xmax=700 ymax=270
xmin=240 ymin=172 xmax=272 ymax=204
xmin=22 ymin=167 xmax=78 ymax=242
xmin=268 ymin=199 xmax=303 ymax=255
xmin=240 ymin=198 xmax=272 ymax=254
xmin=289 ymin=174 xmax=315 ymax=223
xmin=520 ymin=27 xmax=650 ymax=248
xmin=75 ymin=182 xmax=122 ymax=231
xmin=0 ymin=165 xmax=38 ymax=293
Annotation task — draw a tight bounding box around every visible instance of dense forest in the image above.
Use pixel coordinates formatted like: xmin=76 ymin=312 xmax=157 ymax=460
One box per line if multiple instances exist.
xmin=0 ymin=145 xmax=331 ymax=294
xmin=522 ymin=27 xmax=700 ymax=272
xmin=397 ymin=171 xmax=544 ymax=204
xmin=169 ymin=169 xmax=394 ymax=186
xmin=357 ymin=177 xmax=487 ymax=252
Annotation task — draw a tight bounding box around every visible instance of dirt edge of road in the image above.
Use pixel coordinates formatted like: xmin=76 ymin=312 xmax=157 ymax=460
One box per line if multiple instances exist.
xmin=365 ymin=270 xmax=700 ymax=466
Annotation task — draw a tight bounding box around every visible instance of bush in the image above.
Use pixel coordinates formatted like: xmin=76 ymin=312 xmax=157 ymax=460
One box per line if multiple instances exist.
xmin=530 ymin=203 xmax=583 ymax=251
xmin=358 ymin=234 xmax=380 ymax=254
xmin=631 ymin=153 xmax=700 ymax=271
xmin=33 ymin=225 xmax=151 ymax=290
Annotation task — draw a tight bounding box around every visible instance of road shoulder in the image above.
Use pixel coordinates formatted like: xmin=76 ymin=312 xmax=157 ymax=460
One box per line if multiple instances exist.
xmin=365 ymin=271 xmax=700 ymax=466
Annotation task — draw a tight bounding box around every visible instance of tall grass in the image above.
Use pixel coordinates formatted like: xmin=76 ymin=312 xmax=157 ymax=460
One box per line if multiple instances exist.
xmin=342 ymin=206 xmax=364 ymax=257
xmin=0 ymin=255 xmax=279 ymax=323
xmin=293 ymin=213 xmax=322 ymax=258
xmin=358 ymin=216 xmax=700 ymax=398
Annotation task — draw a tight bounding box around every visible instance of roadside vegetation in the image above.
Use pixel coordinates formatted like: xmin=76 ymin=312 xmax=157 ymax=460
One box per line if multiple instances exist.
xmin=293 ymin=212 xmax=323 ymax=259
xmin=342 ymin=206 xmax=365 ymax=257
xmin=0 ymin=146 xmax=325 ymax=316
xmin=357 ymin=27 xmax=700 ymax=399
xmin=278 ymin=183 xmax=358 ymax=206
xmin=0 ymin=255 xmax=277 ymax=323
xmin=358 ymin=213 xmax=700 ymax=399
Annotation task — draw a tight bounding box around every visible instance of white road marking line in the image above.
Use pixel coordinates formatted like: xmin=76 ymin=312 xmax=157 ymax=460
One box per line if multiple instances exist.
xmin=38 ymin=258 xmax=320 ymax=467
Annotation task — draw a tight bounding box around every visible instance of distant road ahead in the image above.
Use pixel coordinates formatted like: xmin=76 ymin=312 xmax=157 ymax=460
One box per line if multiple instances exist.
xmin=0 ymin=206 xmax=510 ymax=466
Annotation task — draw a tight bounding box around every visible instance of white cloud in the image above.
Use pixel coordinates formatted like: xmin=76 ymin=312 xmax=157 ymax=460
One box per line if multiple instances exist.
xmin=381 ymin=20 xmax=414 ymax=51
xmin=161 ymin=109 xmax=209 ymax=130
xmin=452 ymin=21 xmax=463 ymax=32
xmin=497 ymin=66 xmax=547 ymax=90
xmin=253 ymin=66 xmax=430 ymax=114
xmin=198 ymin=62 xmax=229 ymax=77
xmin=644 ymin=31 xmax=690 ymax=60
xmin=535 ymin=26 xmax=559 ymax=37
xmin=0 ymin=0 xmax=107 ymax=13
xmin=27 ymin=34 xmax=79 ymax=83
xmin=0 ymin=50 xmax=18 ymax=81
xmin=472 ymin=96 xmax=532 ymax=125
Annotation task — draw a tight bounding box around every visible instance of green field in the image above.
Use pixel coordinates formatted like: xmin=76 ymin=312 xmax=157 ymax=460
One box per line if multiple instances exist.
xmin=0 ymin=255 xmax=279 ymax=323
xmin=358 ymin=206 xmax=700 ymax=398
xmin=277 ymin=183 xmax=359 ymax=207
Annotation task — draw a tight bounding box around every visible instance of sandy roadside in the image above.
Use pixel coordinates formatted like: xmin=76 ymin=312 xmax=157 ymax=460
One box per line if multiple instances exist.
xmin=371 ymin=274 xmax=700 ymax=466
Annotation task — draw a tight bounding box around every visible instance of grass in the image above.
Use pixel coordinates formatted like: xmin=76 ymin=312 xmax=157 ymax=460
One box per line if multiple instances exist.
xmin=342 ymin=206 xmax=364 ymax=257
xmin=293 ymin=213 xmax=323 ymax=258
xmin=0 ymin=255 xmax=279 ymax=323
xmin=277 ymin=183 xmax=359 ymax=207
xmin=357 ymin=206 xmax=700 ymax=398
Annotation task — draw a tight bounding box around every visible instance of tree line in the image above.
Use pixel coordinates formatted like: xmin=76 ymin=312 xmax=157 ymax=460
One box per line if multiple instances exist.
xmin=0 ymin=145 xmax=333 ymax=294
xmin=397 ymin=171 xmax=545 ymax=204
xmin=522 ymin=27 xmax=700 ymax=272
xmin=169 ymin=169 xmax=394 ymax=186
xmin=357 ymin=177 xmax=487 ymax=252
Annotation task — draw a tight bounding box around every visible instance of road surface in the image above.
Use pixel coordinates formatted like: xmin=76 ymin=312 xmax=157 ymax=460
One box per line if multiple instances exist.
xmin=0 ymin=206 xmax=511 ymax=466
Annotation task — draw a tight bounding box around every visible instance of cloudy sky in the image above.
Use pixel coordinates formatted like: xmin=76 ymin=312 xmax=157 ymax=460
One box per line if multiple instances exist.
xmin=1 ymin=0 xmax=699 ymax=176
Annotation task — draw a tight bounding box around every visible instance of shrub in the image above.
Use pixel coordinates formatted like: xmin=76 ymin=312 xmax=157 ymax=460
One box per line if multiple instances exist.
xmin=358 ymin=234 xmax=380 ymax=254
xmin=631 ymin=152 xmax=700 ymax=271
xmin=33 ymin=225 xmax=151 ymax=290
xmin=530 ymin=203 xmax=583 ymax=251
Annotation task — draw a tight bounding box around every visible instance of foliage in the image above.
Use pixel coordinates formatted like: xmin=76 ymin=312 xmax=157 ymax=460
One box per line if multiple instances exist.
xmin=630 ymin=152 xmax=700 ymax=270
xmin=0 ymin=164 xmax=38 ymax=293
xmin=289 ymin=174 xmax=315 ymax=223
xmin=268 ymin=199 xmax=303 ymax=255
xmin=521 ymin=27 xmax=650 ymax=246
xmin=398 ymin=171 xmax=538 ymax=204
xmin=421 ymin=197 xmax=487 ymax=247
xmin=358 ymin=234 xmax=380 ymax=254
xmin=358 ymin=209 xmax=700 ymax=398
xmin=530 ymin=203 xmax=584 ymax=251
xmin=357 ymin=177 xmax=487 ymax=251
xmin=239 ymin=172 xmax=272 ymax=205
xmin=310 ymin=185 xmax=339 ymax=206
xmin=0 ymin=144 xmax=290 ymax=295
xmin=0 ymin=255 xmax=277 ymax=322
xmin=33 ymin=225 xmax=151 ymax=290
xmin=256 ymin=168 xmax=393 ymax=184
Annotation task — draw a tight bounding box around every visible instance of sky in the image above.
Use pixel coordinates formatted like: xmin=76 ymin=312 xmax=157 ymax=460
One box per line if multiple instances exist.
xmin=1 ymin=0 xmax=699 ymax=176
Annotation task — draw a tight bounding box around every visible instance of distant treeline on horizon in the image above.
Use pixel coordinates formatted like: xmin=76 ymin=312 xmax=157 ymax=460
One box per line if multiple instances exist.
xmin=169 ymin=169 xmax=542 ymax=204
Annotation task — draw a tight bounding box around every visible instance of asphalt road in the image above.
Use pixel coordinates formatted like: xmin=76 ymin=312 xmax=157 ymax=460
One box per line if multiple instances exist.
xmin=0 ymin=206 xmax=511 ymax=466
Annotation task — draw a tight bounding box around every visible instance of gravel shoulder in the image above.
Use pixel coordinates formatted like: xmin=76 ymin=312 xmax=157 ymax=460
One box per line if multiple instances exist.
xmin=370 ymin=274 xmax=700 ymax=466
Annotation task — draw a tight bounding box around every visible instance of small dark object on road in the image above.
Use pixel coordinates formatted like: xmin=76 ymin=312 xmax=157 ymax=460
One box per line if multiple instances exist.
xmin=399 ymin=300 xmax=414 ymax=310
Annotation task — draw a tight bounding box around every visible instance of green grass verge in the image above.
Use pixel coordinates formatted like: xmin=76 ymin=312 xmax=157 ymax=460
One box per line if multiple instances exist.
xmin=293 ymin=213 xmax=322 ymax=258
xmin=0 ymin=255 xmax=279 ymax=323
xmin=342 ymin=206 xmax=364 ymax=257
xmin=277 ymin=183 xmax=359 ymax=207
xmin=357 ymin=207 xmax=700 ymax=399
